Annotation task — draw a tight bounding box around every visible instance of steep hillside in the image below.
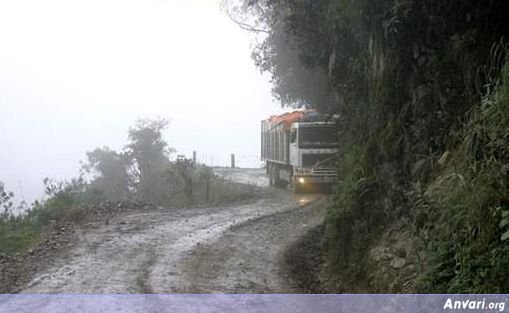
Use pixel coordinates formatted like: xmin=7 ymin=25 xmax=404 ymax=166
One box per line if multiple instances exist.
xmin=231 ymin=0 xmax=509 ymax=292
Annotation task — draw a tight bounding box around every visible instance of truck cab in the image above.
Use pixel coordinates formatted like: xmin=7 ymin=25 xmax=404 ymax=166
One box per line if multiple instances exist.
xmin=261 ymin=110 xmax=339 ymax=193
xmin=289 ymin=119 xmax=339 ymax=193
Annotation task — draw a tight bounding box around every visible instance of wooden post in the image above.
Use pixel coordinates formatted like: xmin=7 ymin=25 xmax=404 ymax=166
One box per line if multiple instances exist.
xmin=231 ymin=153 xmax=235 ymax=168
xmin=205 ymin=177 xmax=210 ymax=202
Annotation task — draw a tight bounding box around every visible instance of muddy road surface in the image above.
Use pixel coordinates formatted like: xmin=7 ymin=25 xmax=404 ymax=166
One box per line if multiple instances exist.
xmin=21 ymin=168 xmax=327 ymax=293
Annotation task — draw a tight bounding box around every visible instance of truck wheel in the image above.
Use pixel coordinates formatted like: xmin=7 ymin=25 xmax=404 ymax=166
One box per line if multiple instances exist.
xmin=273 ymin=165 xmax=282 ymax=187
xmin=268 ymin=164 xmax=274 ymax=186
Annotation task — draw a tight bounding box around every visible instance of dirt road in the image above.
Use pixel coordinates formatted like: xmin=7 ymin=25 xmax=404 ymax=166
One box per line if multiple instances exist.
xmin=21 ymin=168 xmax=326 ymax=293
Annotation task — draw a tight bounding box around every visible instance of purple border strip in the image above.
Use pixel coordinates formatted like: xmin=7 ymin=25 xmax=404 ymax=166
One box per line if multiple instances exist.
xmin=0 ymin=294 xmax=507 ymax=313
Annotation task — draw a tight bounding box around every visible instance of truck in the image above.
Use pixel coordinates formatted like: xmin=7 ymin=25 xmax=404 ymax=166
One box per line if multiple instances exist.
xmin=261 ymin=110 xmax=339 ymax=193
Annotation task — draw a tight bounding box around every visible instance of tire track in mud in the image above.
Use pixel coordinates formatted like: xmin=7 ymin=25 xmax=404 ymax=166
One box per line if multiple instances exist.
xmin=20 ymin=168 xmax=327 ymax=294
xmin=178 ymin=196 xmax=327 ymax=293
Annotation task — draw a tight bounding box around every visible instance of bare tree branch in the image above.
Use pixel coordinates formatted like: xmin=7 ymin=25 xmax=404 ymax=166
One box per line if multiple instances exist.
xmin=222 ymin=3 xmax=270 ymax=34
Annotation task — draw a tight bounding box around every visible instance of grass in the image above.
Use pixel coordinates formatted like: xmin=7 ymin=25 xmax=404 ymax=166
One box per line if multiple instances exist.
xmin=0 ymin=217 xmax=40 ymax=255
xmin=410 ymin=61 xmax=509 ymax=293
xmin=0 ymin=192 xmax=76 ymax=255
xmin=323 ymin=143 xmax=383 ymax=290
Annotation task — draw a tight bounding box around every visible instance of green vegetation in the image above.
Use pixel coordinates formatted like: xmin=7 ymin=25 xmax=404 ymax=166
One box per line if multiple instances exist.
xmin=0 ymin=118 xmax=256 ymax=255
xmin=83 ymin=117 xmax=256 ymax=207
xmin=229 ymin=0 xmax=509 ymax=292
xmin=410 ymin=62 xmax=509 ymax=293
xmin=0 ymin=178 xmax=83 ymax=254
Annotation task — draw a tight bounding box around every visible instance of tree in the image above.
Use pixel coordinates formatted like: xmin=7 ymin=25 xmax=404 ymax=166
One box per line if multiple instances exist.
xmin=125 ymin=118 xmax=174 ymax=201
xmin=0 ymin=181 xmax=14 ymax=217
xmin=223 ymin=0 xmax=335 ymax=111
xmin=173 ymin=158 xmax=194 ymax=199
xmin=84 ymin=147 xmax=130 ymax=201
xmin=220 ymin=0 xmax=270 ymax=34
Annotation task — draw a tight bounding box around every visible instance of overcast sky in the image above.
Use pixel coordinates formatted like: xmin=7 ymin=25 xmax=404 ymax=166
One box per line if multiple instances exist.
xmin=0 ymin=0 xmax=286 ymax=203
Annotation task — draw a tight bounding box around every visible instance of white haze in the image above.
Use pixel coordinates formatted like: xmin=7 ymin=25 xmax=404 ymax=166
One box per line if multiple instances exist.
xmin=0 ymin=0 xmax=286 ymax=204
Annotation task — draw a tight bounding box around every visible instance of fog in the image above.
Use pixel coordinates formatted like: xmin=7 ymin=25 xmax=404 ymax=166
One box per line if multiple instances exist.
xmin=0 ymin=0 xmax=286 ymax=204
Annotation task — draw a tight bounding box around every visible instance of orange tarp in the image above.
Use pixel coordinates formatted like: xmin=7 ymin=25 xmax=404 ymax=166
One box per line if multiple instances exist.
xmin=267 ymin=110 xmax=313 ymax=132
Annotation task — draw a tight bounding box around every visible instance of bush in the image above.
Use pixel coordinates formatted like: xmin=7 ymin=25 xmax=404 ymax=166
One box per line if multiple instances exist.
xmin=162 ymin=162 xmax=257 ymax=207
xmin=0 ymin=179 xmax=83 ymax=255
xmin=411 ymin=61 xmax=509 ymax=293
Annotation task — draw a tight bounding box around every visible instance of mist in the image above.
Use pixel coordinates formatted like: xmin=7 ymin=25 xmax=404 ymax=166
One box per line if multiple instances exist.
xmin=0 ymin=0 xmax=286 ymax=204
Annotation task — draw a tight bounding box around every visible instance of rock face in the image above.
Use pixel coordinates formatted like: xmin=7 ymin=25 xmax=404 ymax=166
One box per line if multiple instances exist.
xmin=390 ymin=257 xmax=406 ymax=269
xmin=365 ymin=222 xmax=418 ymax=293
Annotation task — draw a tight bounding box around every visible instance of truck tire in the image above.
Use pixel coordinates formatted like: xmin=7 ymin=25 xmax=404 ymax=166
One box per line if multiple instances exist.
xmin=272 ymin=165 xmax=282 ymax=187
xmin=268 ymin=164 xmax=288 ymax=188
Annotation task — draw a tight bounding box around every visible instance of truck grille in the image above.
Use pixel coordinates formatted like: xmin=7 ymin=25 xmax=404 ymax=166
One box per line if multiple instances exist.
xmin=312 ymin=166 xmax=337 ymax=175
xmin=302 ymin=154 xmax=335 ymax=167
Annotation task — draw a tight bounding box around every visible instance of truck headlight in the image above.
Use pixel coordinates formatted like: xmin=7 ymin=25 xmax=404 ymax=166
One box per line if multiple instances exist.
xmin=298 ymin=177 xmax=305 ymax=184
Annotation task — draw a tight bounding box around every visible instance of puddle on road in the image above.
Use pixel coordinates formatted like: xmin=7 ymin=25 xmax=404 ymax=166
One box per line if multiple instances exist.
xmin=297 ymin=196 xmax=314 ymax=207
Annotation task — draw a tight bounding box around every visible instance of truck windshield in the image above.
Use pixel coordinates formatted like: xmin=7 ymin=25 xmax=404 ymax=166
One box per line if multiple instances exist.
xmin=298 ymin=126 xmax=337 ymax=148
